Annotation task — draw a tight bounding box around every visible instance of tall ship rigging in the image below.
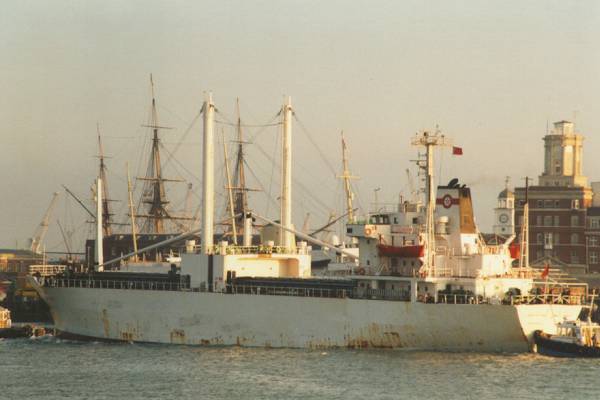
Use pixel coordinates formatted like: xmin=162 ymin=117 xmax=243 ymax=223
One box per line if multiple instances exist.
xmin=85 ymin=77 xmax=196 ymax=266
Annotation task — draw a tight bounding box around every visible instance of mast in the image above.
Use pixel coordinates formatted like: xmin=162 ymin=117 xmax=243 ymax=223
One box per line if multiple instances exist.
xmin=223 ymin=129 xmax=238 ymax=244
xmin=411 ymin=131 xmax=451 ymax=276
xmin=233 ymin=98 xmax=249 ymax=219
xmin=30 ymin=192 xmax=60 ymax=254
xmin=137 ymin=75 xmax=187 ymax=234
xmin=338 ymin=132 xmax=358 ymax=224
xmin=202 ymin=93 xmax=215 ymax=255
xmin=519 ymin=177 xmax=530 ymax=268
xmin=280 ymin=96 xmax=294 ymax=249
xmin=96 ymin=125 xmax=113 ymax=236
xmin=126 ymin=162 xmax=139 ymax=261
xmin=96 ymin=177 xmax=104 ymax=271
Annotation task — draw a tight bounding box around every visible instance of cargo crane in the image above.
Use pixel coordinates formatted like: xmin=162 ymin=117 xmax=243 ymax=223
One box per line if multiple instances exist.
xmin=29 ymin=192 xmax=59 ymax=254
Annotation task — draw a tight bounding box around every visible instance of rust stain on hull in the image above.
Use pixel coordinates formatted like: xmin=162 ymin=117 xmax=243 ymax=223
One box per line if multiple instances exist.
xmin=345 ymin=323 xmax=405 ymax=349
xmin=170 ymin=329 xmax=186 ymax=344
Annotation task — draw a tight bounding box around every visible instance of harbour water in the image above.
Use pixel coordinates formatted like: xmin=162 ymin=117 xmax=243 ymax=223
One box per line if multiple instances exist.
xmin=2 ymin=337 xmax=598 ymax=399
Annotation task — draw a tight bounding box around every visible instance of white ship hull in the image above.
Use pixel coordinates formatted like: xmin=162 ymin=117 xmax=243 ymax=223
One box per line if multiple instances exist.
xmin=33 ymin=283 xmax=581 ymax=352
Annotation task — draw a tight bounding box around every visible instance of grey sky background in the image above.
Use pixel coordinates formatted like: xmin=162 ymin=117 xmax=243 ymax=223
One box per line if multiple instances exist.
xmin=1 ymin=0 xmax=599 ymax=251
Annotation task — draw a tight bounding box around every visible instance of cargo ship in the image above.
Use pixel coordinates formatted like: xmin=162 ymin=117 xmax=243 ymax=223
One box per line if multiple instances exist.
xmin=30 ymin=95 xmax=587 ymax=351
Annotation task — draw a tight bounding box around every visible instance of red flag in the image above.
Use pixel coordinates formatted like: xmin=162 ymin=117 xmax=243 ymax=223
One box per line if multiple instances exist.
xmin=541 ymin=264 xmax=550 ymax=279
xmin=452 ymin=146 xmax=463 ymax=155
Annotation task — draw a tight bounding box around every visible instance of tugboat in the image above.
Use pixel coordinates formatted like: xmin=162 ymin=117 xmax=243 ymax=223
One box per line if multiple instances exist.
xmin=534 ymin=295 xmax=600 ymax=357
xmin=0 ymin=306 xmax=47 ymax=339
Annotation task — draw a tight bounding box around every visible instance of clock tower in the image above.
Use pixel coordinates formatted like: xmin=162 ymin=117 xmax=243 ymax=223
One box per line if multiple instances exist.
xmin=494 ymin=178 xmax=515 ymax=236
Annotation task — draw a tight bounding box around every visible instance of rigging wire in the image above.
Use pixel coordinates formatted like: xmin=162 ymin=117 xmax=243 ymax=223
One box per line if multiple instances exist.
xmin=292 ymin=112 xmax=337 ymax=177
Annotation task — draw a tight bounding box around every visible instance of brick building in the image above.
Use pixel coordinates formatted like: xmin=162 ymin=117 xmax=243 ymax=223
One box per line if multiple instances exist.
xmin=515 ymin=120 xmax=597 ymax=273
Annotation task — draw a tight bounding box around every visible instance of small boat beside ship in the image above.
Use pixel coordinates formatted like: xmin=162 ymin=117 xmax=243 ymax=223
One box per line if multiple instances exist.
xmin=534 ymin=320 xmax=600 ymax=357
xmin=533 ymin=295 xmax=600 ymax=357
xmin=0 ymin=306 xmax=48 ymax=339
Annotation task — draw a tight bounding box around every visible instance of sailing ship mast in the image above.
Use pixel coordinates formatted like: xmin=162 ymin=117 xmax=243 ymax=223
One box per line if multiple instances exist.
xmin=233 ymin=98 xmax=249 ymax=219
xmin=96 ymin=126 xmax=113 ymax=236
xmin=224 ymin=98 xmax=257 ymax=244
xmin=136 ymin=75 xmax=187 ymax=234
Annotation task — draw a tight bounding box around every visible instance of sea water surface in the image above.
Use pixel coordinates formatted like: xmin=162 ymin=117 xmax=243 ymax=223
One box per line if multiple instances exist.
xmin=1 ymin=336 xmax=598 ymax=400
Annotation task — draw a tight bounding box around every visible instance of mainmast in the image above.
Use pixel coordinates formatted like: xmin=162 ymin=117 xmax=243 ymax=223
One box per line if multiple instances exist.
xmin=411 ymin=131 xmax=451 ymax=275
xmin=137 ymin=75 xmax=185 ymax=234
xmin=96 ymin=125 xmax=113 ymax=236
xmin=233 ymin=98 xmax=249 ymax=218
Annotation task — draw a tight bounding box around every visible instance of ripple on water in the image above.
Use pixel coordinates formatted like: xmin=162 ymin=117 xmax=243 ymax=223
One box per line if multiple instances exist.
xmin=1 ymin=339 xmax=599 ymax=400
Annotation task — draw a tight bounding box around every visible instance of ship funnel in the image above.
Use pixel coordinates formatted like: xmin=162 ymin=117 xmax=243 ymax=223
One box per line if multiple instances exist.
xmin=202 ymin=93 xmax=215 ymax=255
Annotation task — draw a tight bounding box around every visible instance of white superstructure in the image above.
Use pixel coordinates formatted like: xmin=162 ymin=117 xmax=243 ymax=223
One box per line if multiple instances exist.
xmin=30 ymin=99 xmax=588 ymax=352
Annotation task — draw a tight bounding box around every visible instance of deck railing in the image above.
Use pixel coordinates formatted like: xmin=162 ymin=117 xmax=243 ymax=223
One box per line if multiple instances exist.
xmin=37 ymin=277 xmax=589 ymax=306
xmin=506 ymin=293 xmax=585 ymax=305
xmin=41 ymin=277 xmax=189 ymax=291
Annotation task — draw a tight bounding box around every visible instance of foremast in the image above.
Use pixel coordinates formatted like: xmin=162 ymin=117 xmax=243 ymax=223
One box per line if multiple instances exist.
xmin=411 ymin=131 xmax=451 ymax=276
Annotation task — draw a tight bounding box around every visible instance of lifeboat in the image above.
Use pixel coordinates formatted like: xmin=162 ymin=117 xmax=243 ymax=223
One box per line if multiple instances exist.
xmin=377 ymin=244 xmax=424 ymax=258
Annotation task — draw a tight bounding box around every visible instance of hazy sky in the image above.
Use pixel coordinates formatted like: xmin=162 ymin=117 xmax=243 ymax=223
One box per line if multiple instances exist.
xmin=1 ymin=0 xmax=599 ymax=251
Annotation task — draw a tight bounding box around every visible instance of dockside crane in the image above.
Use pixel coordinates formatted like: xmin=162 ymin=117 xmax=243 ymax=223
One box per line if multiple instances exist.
xmin=29 ymin=192 xmax=60 ymax=254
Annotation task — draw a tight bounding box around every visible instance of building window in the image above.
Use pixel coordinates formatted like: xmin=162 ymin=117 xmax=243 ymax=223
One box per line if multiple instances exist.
xmin=536 ymin=216 xmax=542 ymax=226
xmin=572 ymin=200 xmax=580 ymax=209
xmin=555 ymin=200 xmax=560 ymax=208
xmin=544 ymin=233 xmax=553 ymax=249
xmin=589 ymin=237 xmax=598 ymax=247
xmin=537 ymin=200 xmax=543 ymax=208
xmin=544 ymin=200 xmax=553 ymax=208
xmin=554 ymin=216 xmax=560 ymax=226
xmin=571 ymin=233 xmax=579 ymax=244
xmin=544 ymin=216 xmax=553 ymax=226
xmin=591 ymin=219 xmax=600 ymax=229
xmin=571 ymin=251 xmax=579 ymax=264
xmin=571 ymin=215 xmax=579 ymax=226
xmin=554 ymin=233 xmax=560 ymax=244
xmin=536 ymin=233 xmax=543 ymax=244
xmin=590 ymin=252 xmax=598 ymax=264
